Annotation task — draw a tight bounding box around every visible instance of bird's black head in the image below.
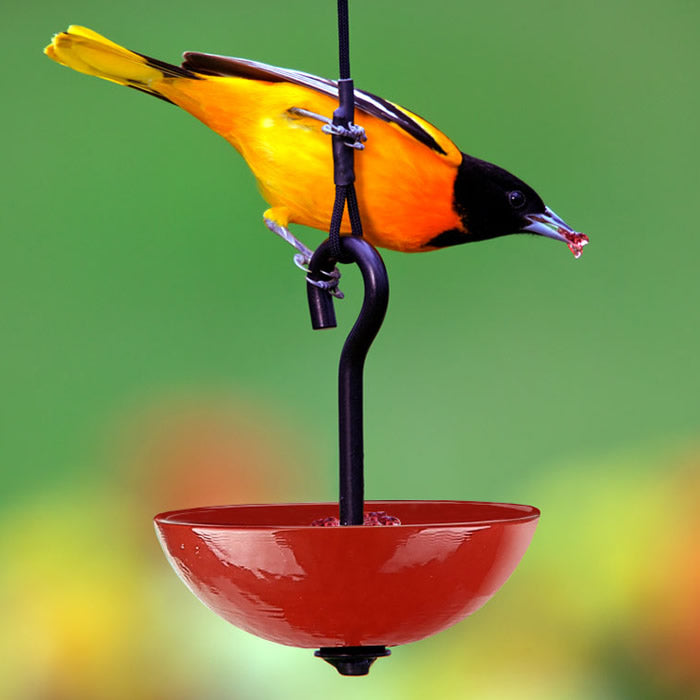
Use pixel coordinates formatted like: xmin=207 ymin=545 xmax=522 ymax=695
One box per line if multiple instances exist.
xmin=433 ymin=152 xmax=588 ymax=257
xmin=454 ymin=153 xmax=546 ymax=240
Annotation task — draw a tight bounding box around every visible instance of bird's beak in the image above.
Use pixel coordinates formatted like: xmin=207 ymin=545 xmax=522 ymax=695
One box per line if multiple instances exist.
xmin=521 ymin=207 xmax=589 ymax=258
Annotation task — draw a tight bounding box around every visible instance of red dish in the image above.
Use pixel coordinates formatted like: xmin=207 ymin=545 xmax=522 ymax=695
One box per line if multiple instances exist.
xmin=154 ymin=500 xmax=539 ymax=648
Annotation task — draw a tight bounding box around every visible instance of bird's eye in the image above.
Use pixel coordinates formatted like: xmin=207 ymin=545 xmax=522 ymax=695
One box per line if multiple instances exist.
xmin=509 ymin=190 xmax=526 ymax=209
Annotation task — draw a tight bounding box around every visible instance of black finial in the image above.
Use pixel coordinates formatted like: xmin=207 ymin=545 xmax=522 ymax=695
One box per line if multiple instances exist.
xmin=315 ymin=645 xmax=391 ymax=676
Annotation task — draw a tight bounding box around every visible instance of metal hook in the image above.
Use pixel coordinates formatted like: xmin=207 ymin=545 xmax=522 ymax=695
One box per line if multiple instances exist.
xmin=306 ymin=236 xmax=389 ymax=526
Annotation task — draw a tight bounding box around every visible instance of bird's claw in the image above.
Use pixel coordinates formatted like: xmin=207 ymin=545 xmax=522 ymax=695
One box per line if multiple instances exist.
xmin=292 ymin=252 xmax=310 ymax=272
xmin=311 ymin=267 xmax=344 ymax=299
xmin=321 ymin=122 xmax=367 ymax=150
xmin=293 ymin=253 xmax=344 ymax=299
xmin=288 ymin=107 xmax=366 ymax=150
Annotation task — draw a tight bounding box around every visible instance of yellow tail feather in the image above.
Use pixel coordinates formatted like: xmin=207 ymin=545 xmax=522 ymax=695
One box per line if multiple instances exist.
xmin=44 ymin=26 xmax=183 ymax=96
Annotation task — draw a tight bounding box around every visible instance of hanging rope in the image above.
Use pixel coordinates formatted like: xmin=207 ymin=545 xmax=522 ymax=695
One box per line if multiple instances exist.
xmin=328 ymin=0 xmax=364 ymax=261
xmin=337 ymin=0 xmax=351 ymax=80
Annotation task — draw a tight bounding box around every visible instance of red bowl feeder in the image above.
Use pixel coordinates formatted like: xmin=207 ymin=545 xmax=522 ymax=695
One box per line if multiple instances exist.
xmin=154 ymin=239 xmax=541 ymax=675
xmin=155 ymin=500 xmax=539 ymax=673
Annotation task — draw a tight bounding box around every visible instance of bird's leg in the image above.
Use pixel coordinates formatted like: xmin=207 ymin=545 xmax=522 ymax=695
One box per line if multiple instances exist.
xmin=263 ymin=208 xmax=314 ymax=268
xmin=263 ymin=208 xmax=344 ymax=299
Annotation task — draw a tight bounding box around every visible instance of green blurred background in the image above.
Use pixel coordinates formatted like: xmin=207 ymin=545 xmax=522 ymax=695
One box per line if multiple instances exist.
xmin=2 ymin=0 xmax=699 ymax=697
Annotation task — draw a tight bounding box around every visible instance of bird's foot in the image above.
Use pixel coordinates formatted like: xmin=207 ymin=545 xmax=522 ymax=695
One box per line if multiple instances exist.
xmin=294 ymin=252 xmax=344 ymax=299
xmin=288 ymin=107 xmax=366 ymax=150
xmin=264 ymin=216 xmax=344 ymax=299
xmin=321 ymin=121 xmax=367 ymax=150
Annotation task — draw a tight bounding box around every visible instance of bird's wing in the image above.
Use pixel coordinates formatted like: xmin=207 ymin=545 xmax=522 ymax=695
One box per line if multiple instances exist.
xmin=181 ymin=52 xmax=451 ymax=156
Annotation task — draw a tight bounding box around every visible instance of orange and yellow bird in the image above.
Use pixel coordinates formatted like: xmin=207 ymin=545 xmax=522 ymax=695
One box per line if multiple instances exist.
xmin=45 ymin=26 xmax=588 ymax=274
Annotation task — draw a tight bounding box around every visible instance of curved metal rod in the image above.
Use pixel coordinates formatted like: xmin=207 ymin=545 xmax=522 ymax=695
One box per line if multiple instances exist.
xmin=307 ymin=237 xmax=390 ymax=525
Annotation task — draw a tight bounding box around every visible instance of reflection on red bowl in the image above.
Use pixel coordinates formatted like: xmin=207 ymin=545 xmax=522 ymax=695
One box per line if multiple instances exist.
xmin=154 ymin=500 xmax=539 ymax=648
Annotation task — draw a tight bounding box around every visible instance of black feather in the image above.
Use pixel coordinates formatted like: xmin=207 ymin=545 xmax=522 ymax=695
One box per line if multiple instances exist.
xmin=181 ymin=52 xmax=446 ymax=155
xmin=135 ymin=52 xmax=199 ymax=80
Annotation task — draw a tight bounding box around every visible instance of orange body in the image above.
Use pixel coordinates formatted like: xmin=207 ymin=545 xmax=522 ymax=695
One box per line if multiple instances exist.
xmin=159 ymin=78 xmax=463 ymax=250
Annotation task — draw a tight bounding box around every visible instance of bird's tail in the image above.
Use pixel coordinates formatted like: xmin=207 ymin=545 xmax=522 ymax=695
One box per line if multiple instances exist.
xmin=44 ymin=26 xmax=195 ymax=101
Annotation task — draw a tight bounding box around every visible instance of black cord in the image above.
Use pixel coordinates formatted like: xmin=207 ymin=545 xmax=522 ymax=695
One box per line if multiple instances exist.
xmin=328 ymin=0 xmax=363 ymax=262
xmin=337 ymin=0 xmax=351 ymax=80
xmin=346 ymin=184 xmax=363 ymax=238
xmin=329 ymin=183 xmax=364 ymax=261
xmin=329 ymin=185 xmax=348 ymax=260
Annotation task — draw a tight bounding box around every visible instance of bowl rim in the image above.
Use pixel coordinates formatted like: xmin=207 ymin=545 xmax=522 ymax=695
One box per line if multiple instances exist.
xmin=154 ymin=499 xmax=540 ymax=529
